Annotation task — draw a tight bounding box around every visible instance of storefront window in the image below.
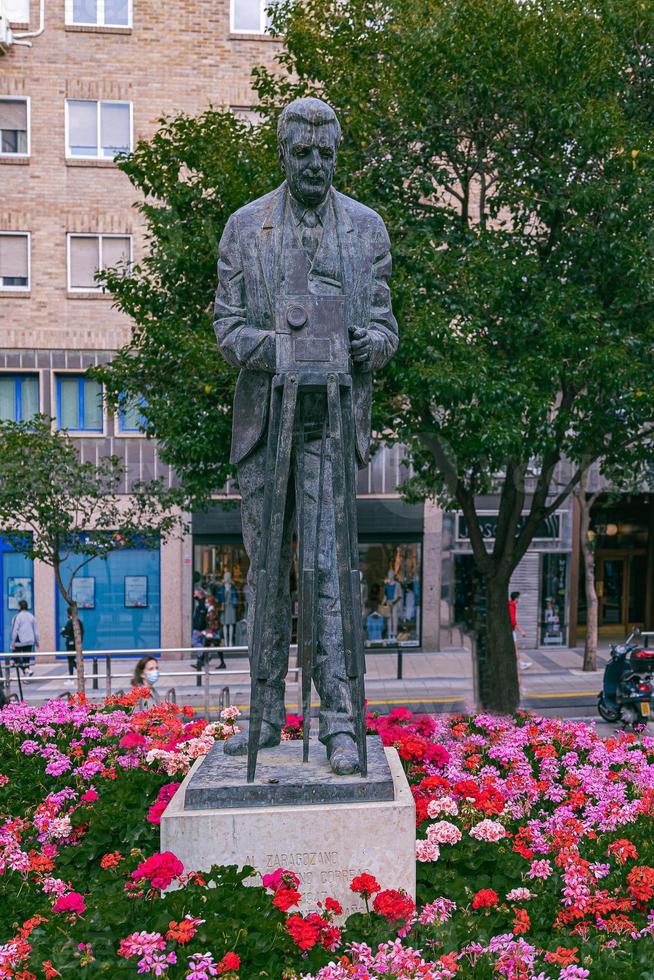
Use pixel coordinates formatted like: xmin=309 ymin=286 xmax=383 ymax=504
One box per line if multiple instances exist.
xmin=1 ymin=537 xmax=34 ymax=652
xmin=359 ymin=541 xmax=421 ymax=646
xmin=193 ymin=542 xmax=252 ymax=646
xmin=56 ymin=544 xmax=161 ymax=651
xmin=194 ymin=538 xmax=422 ymax=648
xmin=540 ymin=553 xmax=568 ymax=645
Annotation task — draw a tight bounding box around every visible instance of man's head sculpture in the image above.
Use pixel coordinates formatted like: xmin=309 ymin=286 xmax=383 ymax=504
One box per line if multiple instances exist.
xmin=277 ymin=97 xmax=342 ymax=208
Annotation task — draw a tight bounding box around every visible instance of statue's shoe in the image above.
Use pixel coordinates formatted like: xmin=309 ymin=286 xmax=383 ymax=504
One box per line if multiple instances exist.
xmin=223 ymin=721 xmax=281 ymax=757
xmin=326 ymin=733 xmax=360 ymax=776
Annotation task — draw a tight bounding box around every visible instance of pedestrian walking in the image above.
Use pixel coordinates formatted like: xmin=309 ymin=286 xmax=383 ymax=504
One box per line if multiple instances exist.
xmin=191 ymin=588 xmax=207 ymax=648
xmin=10 ymin=600 xmax=39 ymax=675
xmin=195 ymin=595 xmax=226 ymax=671
xmin=60 ymin=608 xmax=84 ymax=686
xmin=132 ymin=655 xmax=161 ymax=704
xmin=509 ymin=591 xmax=530 ymax=670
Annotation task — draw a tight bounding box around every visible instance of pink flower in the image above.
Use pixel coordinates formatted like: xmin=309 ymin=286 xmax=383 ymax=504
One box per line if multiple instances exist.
xmin=262 ymin=867 xmax=300 ymax=891
xmin=426 ymin=820 xmax=462 ymax=846
xmin=469 ymin=819 xmax=507 ymax=842
xmin=81 ymin=788 xmax=98 ymax=803
xmin=132 ymin=851 xmax=184 ymax=890
xmin=119 ymin=732 xmax=147 ymax=750
xmin=415 ymin=839 xmax=440 ymax=862
xmin=528 ymin=859 xmax=553 ymax=880
xmin=53 ymin=891 xmax=86 ymax=915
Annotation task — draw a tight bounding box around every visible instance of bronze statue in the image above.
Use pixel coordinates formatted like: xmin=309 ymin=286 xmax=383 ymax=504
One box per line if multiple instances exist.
xmin=214 ymin=97 xmax=398 ymax=778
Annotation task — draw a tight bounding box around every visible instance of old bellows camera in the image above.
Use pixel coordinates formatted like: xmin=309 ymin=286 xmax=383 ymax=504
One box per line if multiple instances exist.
xmin=275 ymin=245 xmax=350 ymax=375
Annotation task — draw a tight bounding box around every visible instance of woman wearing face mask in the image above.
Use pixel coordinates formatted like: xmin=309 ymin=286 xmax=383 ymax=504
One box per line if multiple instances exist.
xmin=131 ymin=656 xmax=161 ymax=703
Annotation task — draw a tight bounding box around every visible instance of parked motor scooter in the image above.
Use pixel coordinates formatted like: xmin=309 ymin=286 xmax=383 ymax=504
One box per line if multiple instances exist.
xmin=598 ymin=629 xmax=654 ymax=727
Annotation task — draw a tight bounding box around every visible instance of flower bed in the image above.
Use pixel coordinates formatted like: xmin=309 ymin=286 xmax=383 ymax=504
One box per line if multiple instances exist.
xmin=1 ymin=693 xmax=653 ymax=979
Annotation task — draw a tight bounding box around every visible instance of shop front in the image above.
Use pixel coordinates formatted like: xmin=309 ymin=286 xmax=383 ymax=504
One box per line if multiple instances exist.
xmin=55 ymin=543 xmax=161 ymax=652
xmin=0 ymin=536 xmax=34 ymax=652
xmin=192 ymin=499 xmax=424 ymax=649
xmin=449 ymin=508 xmax=573 ymax=648
xmin=573 ymin=495 xmax=653 ymax=640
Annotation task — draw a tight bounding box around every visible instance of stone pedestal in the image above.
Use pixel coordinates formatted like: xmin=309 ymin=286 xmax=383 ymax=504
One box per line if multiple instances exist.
xmin=161 ymin=739 xmax=416 ymax=916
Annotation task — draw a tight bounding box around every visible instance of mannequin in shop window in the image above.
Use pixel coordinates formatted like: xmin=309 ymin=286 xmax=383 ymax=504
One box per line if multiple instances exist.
xmin=216 ymin=571 xmax=238 ymax=648
xmin=383 ymin=569 xmax=403 ymax=641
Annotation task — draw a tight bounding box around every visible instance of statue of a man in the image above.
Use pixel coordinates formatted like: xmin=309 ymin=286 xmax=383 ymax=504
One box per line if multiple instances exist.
xmin=214 ymin=97 xmax=398 ymax=775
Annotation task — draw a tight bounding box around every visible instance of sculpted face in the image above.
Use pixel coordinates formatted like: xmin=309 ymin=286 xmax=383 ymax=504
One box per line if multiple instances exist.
xmin=280 ymin=120 xmax=338 ymax=207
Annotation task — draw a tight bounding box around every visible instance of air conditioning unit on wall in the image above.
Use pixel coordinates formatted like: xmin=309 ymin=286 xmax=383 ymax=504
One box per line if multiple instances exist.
xmin=0 ymin=2 xmax=15 ymax=54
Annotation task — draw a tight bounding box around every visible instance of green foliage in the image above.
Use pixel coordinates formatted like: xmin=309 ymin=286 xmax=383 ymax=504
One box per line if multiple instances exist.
xmin=0 ymin=416 xmax=180 ymax=599
xmin=97 ymin=110 xmax=280 ymax=502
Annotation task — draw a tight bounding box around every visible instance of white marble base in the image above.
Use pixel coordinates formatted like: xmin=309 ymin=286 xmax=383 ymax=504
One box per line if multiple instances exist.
xmin=161 ymin=746 xmax=416 ymax=916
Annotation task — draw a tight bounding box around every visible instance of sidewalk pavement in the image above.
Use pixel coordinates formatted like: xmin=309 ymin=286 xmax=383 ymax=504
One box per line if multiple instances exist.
xmin=2 ymin=643 xmax=610 ymax=722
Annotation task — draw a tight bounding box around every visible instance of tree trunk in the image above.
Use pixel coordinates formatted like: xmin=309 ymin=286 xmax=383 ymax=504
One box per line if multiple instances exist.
xmin=576 ymin=479 xmax=600 ymax=672
xmin=53 ymin=559 xmax=86 ymax=694
xmin=478 ymin=573 xmax=521 ymax=713
xmin=70 ymin=601 xmax=86 ymax=694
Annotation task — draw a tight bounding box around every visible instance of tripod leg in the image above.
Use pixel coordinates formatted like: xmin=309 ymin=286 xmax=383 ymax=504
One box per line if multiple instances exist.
xmin=298 ymin=419 xmax=326 ymax=762
xmin=326 ymin=375 xmax=367 ymax=777
xmin=247 ymin=376 xmax=298 ymax=783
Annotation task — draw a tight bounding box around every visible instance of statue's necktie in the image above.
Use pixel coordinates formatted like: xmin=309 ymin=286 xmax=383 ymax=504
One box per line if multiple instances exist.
xmin=301 ymin=209 xmax=321 ymax=262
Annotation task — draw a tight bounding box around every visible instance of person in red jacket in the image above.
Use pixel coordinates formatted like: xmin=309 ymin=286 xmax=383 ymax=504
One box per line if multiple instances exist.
xmin=509 ymin=591 xmax=530 ymax=670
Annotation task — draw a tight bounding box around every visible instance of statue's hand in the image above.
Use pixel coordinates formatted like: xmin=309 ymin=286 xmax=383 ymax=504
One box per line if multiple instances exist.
xmin=349 ymin=326 xmax=372 ymax=367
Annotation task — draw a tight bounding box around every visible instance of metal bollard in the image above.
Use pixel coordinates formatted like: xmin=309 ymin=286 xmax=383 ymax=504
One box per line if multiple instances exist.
xmin=105 ymin=655 xmax=112 ymax=697
xmin=396 ymin=646 xmax=403 ymax=680
xmin=218 ymin=686 xmax=230 ymax=710
xmin=92 ymin=658 xmax=99 ymax=691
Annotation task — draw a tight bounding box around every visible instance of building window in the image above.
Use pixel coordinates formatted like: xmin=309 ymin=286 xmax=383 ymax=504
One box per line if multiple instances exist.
xmin=56 ymin=375 xmax=104 ymax=432
xmin=231 ymin=0 xmax=274 ymax=34
xmin=65 ymin=99 xmax=132 ymax=160
xmin=118 ymin=394 xmax=145 ymax=432
xmin=66 ymin=0 xmax=132 ymax=27
xmin=0 ymin=98 xmax=29 ymax=156
xmin=0 ymin=375 xmax=39 ymax=422
xmin=67 ymin=234 xmax=131 ymax=291
xmin=0 ymin=233 xmax=30 ymax=290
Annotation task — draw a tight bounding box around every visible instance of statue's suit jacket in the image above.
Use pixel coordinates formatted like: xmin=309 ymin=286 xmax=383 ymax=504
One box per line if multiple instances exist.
xmin=213 ymin=181 xmax=399 ymax=466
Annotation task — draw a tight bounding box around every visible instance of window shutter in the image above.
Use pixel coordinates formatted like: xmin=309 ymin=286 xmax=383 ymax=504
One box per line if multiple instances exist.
xmin=70 ymin=236 xmax=100 ymax=289
xmin=102 ymin=236 xmax=130 ymax=270
xmin=68 ymin=100 xmax=98 ymax=154
xmin=0 ymin=100 xmax=27 ymax=131
xmin=100 ymin=103 xmax=130 ymax=156
xmin=0 ymin=234 xmax=29 ymax=279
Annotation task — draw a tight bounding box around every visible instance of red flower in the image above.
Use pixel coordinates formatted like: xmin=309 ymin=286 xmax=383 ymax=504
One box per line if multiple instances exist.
xmin=218 ymin=952 xmax=240 ymax=974
xmin=325 ymin=897 xmax=342 ymax=915
xmin=100 ymin=851 xmax=123 ymax=870
xmin=474 ymin=786 xmax=505 ymax=816
xmin=350 ymin=873 xmax=380 ymax=898
xmin=272 ymin=886 xmax=301 ymax=911
xmin=512 ymin=908 xmax=531 ymax=935
xmin=42 ymin=963 xmax=60 ymax=979
xmin=372 ymin=888 xmax=416 ymax=924
xmin=286 ymin=914 xmax=321 ymax=950
xmin=166 ymin=917 xmax=202 ymax=944
xmin=472 ymin=888 xmax=499 ymax=910
xmin=387 ymin=707 xmax=413 ymax=722
xmin=608 ymin=838 xmax=638 ymax=864
xmin=544 ymin=947 xmax=579 ymax=967
xmin=80 ymin=788 xmax=98 ymax=803
xmin=626 ymin=865 xmax=654 ymax=905
xmin=132 ymin=851 xmax=184 ymax=890
xmin=53 ymin=892 xmax=86 ymax=916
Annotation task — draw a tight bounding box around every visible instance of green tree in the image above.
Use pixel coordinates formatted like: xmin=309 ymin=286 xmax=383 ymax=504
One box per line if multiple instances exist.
xmin=0 ymin=418 xmax=181 ymax=692
xmin=101 ymin=0 xmax=654 ymax=712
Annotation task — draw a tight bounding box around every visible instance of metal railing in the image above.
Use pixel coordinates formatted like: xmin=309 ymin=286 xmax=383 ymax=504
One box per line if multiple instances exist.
xmin=0 ymin=646 xmax=300 ymax=719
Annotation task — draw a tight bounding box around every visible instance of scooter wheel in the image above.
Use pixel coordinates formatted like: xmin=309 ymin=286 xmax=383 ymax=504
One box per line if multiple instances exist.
xmin=598 ymin=694 xmax=621 ymax=724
